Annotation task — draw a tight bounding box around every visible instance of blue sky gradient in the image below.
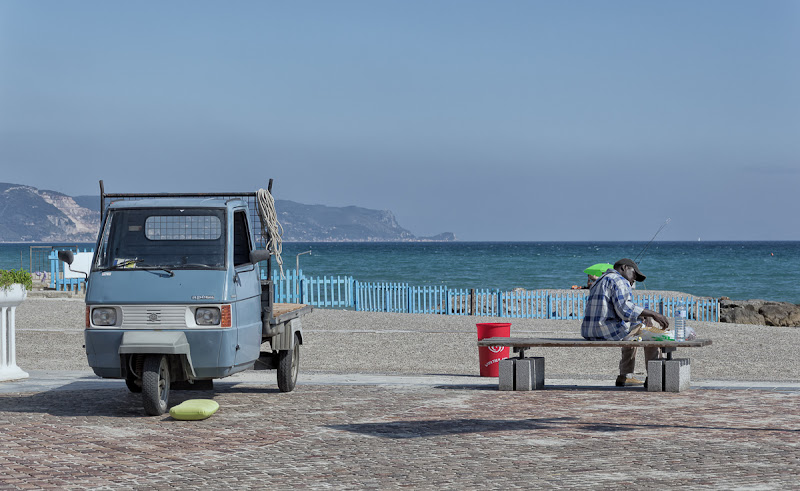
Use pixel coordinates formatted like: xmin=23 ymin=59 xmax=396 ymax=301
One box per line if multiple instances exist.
xmin=1 ymin=1 xmax=798 ymax=240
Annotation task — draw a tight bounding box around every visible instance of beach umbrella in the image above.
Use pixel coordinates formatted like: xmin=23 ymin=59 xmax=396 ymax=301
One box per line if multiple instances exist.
xmin=583 ymin=263 xmax=613 ymax=277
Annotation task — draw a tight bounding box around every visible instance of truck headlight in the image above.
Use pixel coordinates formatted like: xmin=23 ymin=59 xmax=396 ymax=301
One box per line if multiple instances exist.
xmin=195 ymin=307 xmax=221 ymax=326
xmin=92 ymin=308 xmax=117 ymax=326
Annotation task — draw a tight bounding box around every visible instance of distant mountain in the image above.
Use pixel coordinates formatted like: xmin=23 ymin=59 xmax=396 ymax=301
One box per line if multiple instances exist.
xmin=0 ymin=183 xmax=455 ymax=242
xmin=0 ymin=183 xmax=101 ymax=242
xmin=277 ymin=200 xmax=417 ymax=242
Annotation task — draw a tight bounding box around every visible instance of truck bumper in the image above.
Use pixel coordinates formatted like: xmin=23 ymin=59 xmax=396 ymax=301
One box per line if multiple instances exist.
xmin=84 ymin=328 xmax=242 ymax=379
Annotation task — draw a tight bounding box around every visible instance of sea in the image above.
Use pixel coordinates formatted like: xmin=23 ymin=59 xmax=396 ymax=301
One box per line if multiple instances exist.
xmin=2 ymin=241 xmax=798 ymax=304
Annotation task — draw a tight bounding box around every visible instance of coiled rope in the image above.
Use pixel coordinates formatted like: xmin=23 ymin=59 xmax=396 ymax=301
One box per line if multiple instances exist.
xmin=257 ymin=188 xmax=284 ymax=278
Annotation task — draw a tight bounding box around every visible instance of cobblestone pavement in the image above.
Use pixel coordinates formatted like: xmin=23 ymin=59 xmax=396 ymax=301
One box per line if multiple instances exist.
xmin=1 ymin=377 xmax=798 ymax=489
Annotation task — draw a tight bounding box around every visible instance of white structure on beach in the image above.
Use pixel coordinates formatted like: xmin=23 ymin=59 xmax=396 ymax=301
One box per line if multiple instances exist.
xmin=0 ymin=285 xmax=29 ymax=382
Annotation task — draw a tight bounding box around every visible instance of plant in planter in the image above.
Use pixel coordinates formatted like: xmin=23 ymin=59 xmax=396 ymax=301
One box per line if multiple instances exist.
xmin=1 ymin=269 xmax=32 ymax=306
xmin=1 ymin=269 xmax=33 ymax=292
xmin=1 ymin=268 xmax=31 ymax=381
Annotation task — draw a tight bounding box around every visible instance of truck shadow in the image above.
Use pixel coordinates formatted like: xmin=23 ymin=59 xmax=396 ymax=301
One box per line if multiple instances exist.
xmin=0 ymin=381 xmax=281 ymax=418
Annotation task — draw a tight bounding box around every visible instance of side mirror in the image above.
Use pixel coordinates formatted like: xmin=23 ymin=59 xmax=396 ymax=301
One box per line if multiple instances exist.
xmin=249 ymin=250 xmax=270 ymax=264
xmin=250 ymin=249 xmax=270 ymax=264
xmin=58 ymin=250 xmax=75 ymax=265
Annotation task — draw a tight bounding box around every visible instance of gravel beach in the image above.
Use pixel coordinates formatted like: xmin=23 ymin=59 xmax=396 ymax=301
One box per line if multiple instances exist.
xmin=12 ymin=297 xmax=800 ymax=382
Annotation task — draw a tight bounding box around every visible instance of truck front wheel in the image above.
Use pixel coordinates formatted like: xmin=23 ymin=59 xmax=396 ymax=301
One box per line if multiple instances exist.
xmin=277 ymin=333 xmax=300 ymax=392
xmin=142 ymin=354 xmax=170 ymax=416
xmin=125 ymin=375 xmax=142 ymax=393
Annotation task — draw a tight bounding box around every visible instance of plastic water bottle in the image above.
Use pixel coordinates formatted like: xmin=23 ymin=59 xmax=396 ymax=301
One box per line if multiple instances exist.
xmin=675 ymin=302 xmax=687 ymax=341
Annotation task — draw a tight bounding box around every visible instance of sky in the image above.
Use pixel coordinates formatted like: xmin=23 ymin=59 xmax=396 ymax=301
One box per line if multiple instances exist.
xmin=1 ymin=1 xmax=798 ymax=241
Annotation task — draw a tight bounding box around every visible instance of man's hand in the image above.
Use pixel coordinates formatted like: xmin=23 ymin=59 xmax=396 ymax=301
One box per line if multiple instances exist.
xmin=642 ymin=310 xmax=670 ymax=330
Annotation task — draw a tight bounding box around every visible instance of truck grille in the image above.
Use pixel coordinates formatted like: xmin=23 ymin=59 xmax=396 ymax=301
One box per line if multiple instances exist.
xmin=120 ymin=305 xmax=187 ymax=329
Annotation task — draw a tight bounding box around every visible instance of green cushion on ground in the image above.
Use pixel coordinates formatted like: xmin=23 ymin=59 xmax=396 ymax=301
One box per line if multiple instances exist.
xmin=169 ymin=399 xmax=219 ymax=420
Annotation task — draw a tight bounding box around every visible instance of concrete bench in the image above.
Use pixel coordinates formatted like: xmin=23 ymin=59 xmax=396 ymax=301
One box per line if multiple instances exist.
xmin=477 ymin=337 xmax=712 ymax=393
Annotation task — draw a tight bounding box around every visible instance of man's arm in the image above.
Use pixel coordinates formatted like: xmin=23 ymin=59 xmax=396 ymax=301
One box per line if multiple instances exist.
xmin=640 ymin=309 xmax=669 ymax=329
xmin=610 ymin=279 xmax=643 ymax=322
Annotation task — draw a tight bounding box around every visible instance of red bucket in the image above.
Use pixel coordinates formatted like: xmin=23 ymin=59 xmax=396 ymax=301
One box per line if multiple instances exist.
xmin=476 ymin=322 xmax=511 ymax=377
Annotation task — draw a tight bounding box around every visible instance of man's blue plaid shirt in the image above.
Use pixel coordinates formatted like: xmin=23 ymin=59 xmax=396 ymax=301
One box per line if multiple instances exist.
xmin=581 ymin=269 xmax=644 ymax=340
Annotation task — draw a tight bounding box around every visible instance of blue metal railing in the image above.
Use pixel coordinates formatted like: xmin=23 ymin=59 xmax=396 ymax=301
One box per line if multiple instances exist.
xmin=48 ymin=253 xmax=719 ymax=320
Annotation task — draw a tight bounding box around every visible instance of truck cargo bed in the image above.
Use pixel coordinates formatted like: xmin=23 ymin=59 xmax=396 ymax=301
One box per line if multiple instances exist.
xmin=271 ymin=303 xmax=313 ymax=324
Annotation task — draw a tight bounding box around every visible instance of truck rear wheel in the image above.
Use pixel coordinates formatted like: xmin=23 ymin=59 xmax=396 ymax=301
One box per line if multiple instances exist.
xmin=277 ymin=333 xmax=300 ymax=392
xmin=142 ymin=354 xmax=170 ymax=416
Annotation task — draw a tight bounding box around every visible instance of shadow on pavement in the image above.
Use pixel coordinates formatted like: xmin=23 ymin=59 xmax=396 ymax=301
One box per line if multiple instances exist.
xmin=330 ymin=416 xmax=800 ymax=439
xmin=0 ymin=381 xmax=280 ymax=418
xmin=435 ymin=384 xmax=646 ymax=392
xmin=433 ymin=384 xmax=497 ymax=391
xmin=328 ymin=417 xmax=580 ymax=438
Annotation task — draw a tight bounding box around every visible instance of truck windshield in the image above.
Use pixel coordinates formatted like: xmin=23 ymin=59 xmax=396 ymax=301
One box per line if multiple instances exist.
xmin=95 ymin=208 xmax=226 ymax=270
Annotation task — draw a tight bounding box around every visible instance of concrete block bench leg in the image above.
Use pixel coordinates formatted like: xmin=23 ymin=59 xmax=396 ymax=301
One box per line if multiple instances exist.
xmin=499 ymin=357 xmax=545 ymax=391
xmin=647 ymin=358 xmax=691 ymax=392
xmin=647 ymin=360 xmax=664 ymax=392
xmin=499 ymin=359 xmax=515 ymax=391
xmin=665 ymin=358 xmax=691 ymax=392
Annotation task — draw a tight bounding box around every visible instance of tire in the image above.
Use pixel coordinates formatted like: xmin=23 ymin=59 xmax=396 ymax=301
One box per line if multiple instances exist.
xmin=125 ymin=375 xmax=142 ymax=393
xmin=142 ymin=354 xmax=170 ymax=416
xmin=277 ymin=333 xmax=300 ymax=392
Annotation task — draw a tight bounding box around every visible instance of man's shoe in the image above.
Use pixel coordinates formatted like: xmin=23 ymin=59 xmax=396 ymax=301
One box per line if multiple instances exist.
xmin=615 ymin=375 xmax=645 ymax=387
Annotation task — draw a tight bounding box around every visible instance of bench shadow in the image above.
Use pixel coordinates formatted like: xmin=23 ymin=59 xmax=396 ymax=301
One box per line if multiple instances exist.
xmin=328 ymin=417 xmax=800 ymax=439
xmin=0 ymin=380 xmax=280 ymax=418
xmin=327 ymin=417 xmax=580 ymax=439
xmin=434 ymin=384 xmax=646 ymax=392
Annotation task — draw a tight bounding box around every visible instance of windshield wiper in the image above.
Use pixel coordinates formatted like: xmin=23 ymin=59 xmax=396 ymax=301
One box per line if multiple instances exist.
xmin=169 ymin=263 xmax=218 ymax=270
xmin=101 ymin=259 xmax=144 ymax=270
xmin=99 ymin=260 xmax=174 ymax=277
xmin=138 ymin=266 xmax=175 ymax=277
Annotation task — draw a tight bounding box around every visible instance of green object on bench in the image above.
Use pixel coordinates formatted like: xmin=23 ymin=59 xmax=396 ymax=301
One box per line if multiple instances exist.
xmin=169 ymin=399 xmax=219 ymax=420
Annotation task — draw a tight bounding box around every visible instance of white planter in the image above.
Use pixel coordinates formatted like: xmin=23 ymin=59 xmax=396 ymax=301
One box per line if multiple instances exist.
xmin=1 ymin=283 xmax=29 ymax=382
xmin=0 ymin=284 xmax=27 ymax=308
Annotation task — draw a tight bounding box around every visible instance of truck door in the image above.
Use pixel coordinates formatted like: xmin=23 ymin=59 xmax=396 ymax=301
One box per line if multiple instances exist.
xmin=232 ymin=209 xmax=262 ymax=366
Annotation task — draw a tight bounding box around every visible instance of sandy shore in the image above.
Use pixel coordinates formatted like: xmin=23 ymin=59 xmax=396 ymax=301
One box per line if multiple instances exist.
xmin=11 ymin=297 xmax=800 ymax=382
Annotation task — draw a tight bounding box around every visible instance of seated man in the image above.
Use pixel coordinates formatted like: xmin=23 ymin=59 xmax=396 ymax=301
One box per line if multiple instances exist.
xmin=581 ymin=258 xmax=670 ymax=387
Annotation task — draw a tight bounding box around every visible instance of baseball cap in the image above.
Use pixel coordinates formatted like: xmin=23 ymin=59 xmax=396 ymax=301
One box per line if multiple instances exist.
xmin=614 ymin=258 xmax=646 ymax=282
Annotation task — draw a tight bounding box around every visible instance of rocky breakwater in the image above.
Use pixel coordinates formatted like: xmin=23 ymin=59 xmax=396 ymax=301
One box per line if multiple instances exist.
xmin=720 ymin=298 xmax=800 ymax=327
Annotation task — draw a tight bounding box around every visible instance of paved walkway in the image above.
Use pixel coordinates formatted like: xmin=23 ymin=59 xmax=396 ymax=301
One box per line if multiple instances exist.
xmin=1 ymin=371 xmax=799 ymax=489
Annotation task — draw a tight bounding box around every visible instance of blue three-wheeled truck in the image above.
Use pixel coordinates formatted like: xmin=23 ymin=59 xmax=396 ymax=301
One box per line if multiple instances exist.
xmin=59 ymin=180 xmax=311 ymax=415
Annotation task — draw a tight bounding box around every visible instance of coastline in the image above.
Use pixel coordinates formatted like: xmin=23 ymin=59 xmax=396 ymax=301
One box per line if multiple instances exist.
xmin=3 ymin=241 xmax=800 ymax=303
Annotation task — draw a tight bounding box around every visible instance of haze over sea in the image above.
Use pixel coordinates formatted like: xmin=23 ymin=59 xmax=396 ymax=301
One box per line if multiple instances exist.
xmin=2 ymin=241 xmax=798 ymax=304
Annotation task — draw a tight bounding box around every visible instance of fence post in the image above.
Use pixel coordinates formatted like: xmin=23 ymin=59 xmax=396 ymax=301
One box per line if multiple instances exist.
xmin=347 ymin=277 xmax=352 ymax=308
xmin=469 ymin=289 xmax=476 ymax=316
xmin=300 ymin=278 xmax=305 ymax=304
xmin=49 ymin=251 xmax=57 ymax=289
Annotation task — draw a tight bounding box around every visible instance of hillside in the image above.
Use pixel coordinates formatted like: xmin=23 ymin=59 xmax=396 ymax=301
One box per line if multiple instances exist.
xmin=0 ymin=183 xmax=454 ymax=242
xmin=0 ymin=184 xmax=101 ymax=242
